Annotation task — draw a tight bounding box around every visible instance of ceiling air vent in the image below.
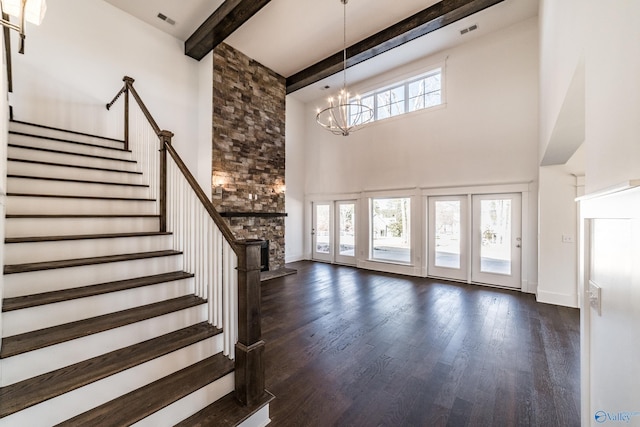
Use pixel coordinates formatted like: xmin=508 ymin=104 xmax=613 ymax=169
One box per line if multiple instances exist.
xmin=460 ymin=24 xmax=478 ymax=35
xmin=157 ymin=13 xmax=176 ymax=26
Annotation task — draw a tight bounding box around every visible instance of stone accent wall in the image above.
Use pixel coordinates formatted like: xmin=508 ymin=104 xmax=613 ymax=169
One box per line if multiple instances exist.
xmin=212 ymin=42 xmax=286 ymax=271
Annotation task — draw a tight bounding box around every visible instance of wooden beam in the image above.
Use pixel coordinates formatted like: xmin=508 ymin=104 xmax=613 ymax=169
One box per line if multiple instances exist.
xmin=185 ymin=0 xmax=271 ymax=61
xmin=286 ymin=0 xmax=504 ymax=94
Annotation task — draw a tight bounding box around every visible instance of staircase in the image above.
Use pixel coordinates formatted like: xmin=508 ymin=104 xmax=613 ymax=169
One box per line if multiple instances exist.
xmin=0 ymin=120 xmax=272 ymax=426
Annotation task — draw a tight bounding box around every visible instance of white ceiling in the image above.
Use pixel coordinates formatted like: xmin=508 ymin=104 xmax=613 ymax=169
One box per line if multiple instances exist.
xmin=103 ymin=0 xmax=538 ymax=102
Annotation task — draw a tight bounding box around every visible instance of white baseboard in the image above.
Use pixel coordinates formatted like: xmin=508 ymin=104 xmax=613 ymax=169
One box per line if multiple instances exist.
xmin=285 ymin=254 xmax=305 ymax=264
xmin=536 ymin=289 xmax=579 ymax=308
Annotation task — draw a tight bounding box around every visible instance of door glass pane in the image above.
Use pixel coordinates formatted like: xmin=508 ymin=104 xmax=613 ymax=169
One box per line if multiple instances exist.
xmin=434 ymin=200 xmax=461 ymax=269
xmin=372 ymin=198 xmax=411 ymax=263
xmin=338 ymin=203 xmax=355 ymax=257
xmin=480 ymin=199 xmax=511 ymax=275
xmin=316 ymin=205 xmax=330 ymax=254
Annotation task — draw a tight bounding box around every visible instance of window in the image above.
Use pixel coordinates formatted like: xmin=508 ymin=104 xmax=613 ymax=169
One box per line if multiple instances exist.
xmin=351 ymin=67 xmax=442 ymax=125
xmin=371 ymin=197 xmax=411 ymax=263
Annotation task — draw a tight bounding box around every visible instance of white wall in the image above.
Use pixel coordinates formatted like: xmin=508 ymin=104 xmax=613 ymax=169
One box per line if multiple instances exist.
xmin=284 ymin=96 xmax=306 ymax=262
xmin=538 ymin=164 xmax=579 ymax=307
xmin=538 ymin=0 xmax=585 ymax=164
xmin=11 ymin=0 xmax=203 ymax=174
xmin=197 ymin=52 xmax=214 ymax=196
xmin=584 ymin=1 xmax=640 ymax=193
xmin=295 ymin=17 xmax=539 ymax=283
xmin=304 ymin=18 xmax=539 ymax=195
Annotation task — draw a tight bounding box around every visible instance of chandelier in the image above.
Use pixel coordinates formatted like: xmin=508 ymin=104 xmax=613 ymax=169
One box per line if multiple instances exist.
xmin=316 ymin=0 xmax=373 ymax=136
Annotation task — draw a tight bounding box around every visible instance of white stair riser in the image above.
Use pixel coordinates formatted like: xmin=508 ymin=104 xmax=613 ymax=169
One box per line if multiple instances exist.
xmin=7 ymin=177 xmax=151 ymax=199
xmin=0 ymin=336 xmax=225 ymax=426
xmin=133 ymin=373 xmax=234 ymax=427
xmin=5 ymin=216 xmax=159 ymax=238
xmin=237 ymin=404 xmax=272 ymax=427
xmin=3 ymin=278 xmax=195 ymax=336
xmin=0 ymin=304 xmax=209 ymax=386
xmin=8 ymin=146 xmax=139 ymax=172
xmin=8 ymin=160 xmax=145 ymax=184
xmin=5 ymin=234 xmax=173 ymax=264
xmin=4 ymin=254 xmax=183 ymax=297
xmin=8 ymin=122 xmax=125 ymax=149
xmin=8 ymin=133 xmax=133 ymax=160
xmin=6 ymin=196 xmax=157 ymax=216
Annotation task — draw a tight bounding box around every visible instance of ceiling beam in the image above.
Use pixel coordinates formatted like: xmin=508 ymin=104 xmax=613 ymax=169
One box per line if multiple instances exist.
xmin=286 ymin=0 xmax=504 ymax=94
xmin=185 ymin=0 xmax=272 ymax=61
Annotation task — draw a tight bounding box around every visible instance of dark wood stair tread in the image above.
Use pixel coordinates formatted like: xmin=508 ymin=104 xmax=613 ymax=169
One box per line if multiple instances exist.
xmin=3 ymin=271 xmax=194 ymax=312
xmin=7 ymin=158 xmax=142 ymax=174
xmin=9 ymin=130 xmax=129 ymax=152
xmin=0 ymin=323 xmax=221 ymax=418
xmin=6 ymin=174 xmax=149 ymax=188
xmin=8 ymin=142 xmax=136 ymax=163
xmin=7 ymin=192 xmax=154 ymax=202
xmin=6 ymin=231 xmax=171 ymax=244
xmin=4 ymin=250 xmax=181 ymax=274
xmin=55 ymin=353 xmax=234 ymax=427
xmin=6 ymin=214 xmax=159 ymax=219
xmin=175 ymin=391 xmax=275 ymax=427
xmin=0 ymin=295 xmax=206 ymax=358
xmin=10 ymin=120 xmax=126 ymax=144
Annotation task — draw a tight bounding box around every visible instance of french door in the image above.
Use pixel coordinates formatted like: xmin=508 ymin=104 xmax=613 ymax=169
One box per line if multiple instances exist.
xmin=428 ymin=196 xmax=468 ymax=281
xmin=312 ymin=201 xmax=357 ymax=265
xmin=427 ymin=193 xmax=522 ymax=289
xmin=471 ymin=194 xmax=521 ymax=288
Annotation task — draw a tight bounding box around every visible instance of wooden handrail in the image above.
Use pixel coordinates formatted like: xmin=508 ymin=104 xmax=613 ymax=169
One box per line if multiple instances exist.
xmin=124 ymin=78 xmax=161 ymax=137
xmin=106 ymin=76 xmax=239 ymax=254
xmin=165 ymin=142 xmax=239 ymax=255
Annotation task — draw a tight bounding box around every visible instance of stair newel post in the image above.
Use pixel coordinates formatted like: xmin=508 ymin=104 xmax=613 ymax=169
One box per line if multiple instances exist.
xmin=123 ymin=76 xmax=134 ymax=152
xmin=235 ymin=240 xmax=266 ymax=406
xmin=158 ymin=130 xmax=173 ymax=233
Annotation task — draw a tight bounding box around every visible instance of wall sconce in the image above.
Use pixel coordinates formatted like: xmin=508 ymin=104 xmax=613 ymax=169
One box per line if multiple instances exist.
xmin=272 ymin=184 xmax=286 ymax=194
xmin=212 ymin=173 xmax=226 ymax=196
xmin=0 ymin=0 xmax=47 ymax=54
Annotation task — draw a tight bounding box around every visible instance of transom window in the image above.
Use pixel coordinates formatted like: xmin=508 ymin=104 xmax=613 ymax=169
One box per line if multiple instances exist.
xmin=354 ymin=68 xmax=442 ymax=124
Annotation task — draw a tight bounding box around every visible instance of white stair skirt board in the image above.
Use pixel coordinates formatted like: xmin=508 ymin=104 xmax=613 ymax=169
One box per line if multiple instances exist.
xmin=5 ymin=233 xmax=173 ymax=264
xmin=3 ymin=277 xmax=195 ymax=336
xmin=9 ymin=122 xmax=126 ymax=150
xmin=0 ymin=336 xmax=225 ymax=425
xmin=238 ymin=405 xmax=272 ymax=427
xmin=7 ymin=146 xmax=139 ymax=172
xmin=6 ymin=177 xmax=151 ymax=199
xmin=6 ymin=195 xmax=157 ymax=216
xmin=5 ymin=216 xmax=159 ymax=238
xmin=7 ymin=160 xmax=146 ymax=184
xmin=132 ymin=372 xmax=235 ymax=427
xmin=1 ymin=304 xmax=209 ymax=386
xmin=4 ymin=253 xmax=183 ymax=297
xmin=8 ymin=133 xmax=133 ymax=160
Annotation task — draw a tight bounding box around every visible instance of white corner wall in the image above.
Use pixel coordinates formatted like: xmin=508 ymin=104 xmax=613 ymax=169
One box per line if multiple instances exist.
xmin=197 ymin=51 xmax=214 ymax=197
xmin=284 ymin=95 xmax=306 ymax=262
xmin=10 ymin=0 xmax=203 ymax=173
xmin=538 ymin=0 xmax=585 ymax=163
xmin=537 ymin=165 xmax=579 ymax=307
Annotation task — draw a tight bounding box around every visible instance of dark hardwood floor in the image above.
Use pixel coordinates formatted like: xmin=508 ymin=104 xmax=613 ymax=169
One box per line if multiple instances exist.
xmin=261 ymin=261 xmax=580 ymax=427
